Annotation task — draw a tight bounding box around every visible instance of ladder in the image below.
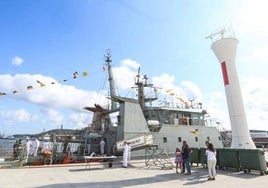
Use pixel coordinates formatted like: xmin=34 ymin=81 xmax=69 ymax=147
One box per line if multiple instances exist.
xmin=144 ymin=134 xmax=174 ymax=170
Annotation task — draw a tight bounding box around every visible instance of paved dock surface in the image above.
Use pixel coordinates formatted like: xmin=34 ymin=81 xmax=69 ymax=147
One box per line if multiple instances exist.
xmin=0 ymin=160 xmax=267 ymax=188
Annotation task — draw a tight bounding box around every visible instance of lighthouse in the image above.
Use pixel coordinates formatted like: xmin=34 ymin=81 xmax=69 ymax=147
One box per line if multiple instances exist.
xmin=207 ymin=29 xmax=255 ymax=149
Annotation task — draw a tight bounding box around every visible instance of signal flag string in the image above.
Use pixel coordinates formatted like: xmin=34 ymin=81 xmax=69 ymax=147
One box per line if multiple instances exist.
xmin=0 ymin=70 xmax=93 ymax=97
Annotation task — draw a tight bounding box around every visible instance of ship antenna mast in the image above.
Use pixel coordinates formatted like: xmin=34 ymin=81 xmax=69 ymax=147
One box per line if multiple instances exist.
xmin=134 ymin=67 xmax=159 ymax=109
xmin=135 ymin=66 xmax=145 ymax=109
xmin=104 ymin=49 xmax=117 ymax=110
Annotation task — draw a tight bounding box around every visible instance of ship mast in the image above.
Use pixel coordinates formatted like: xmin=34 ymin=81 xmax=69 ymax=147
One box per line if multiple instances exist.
xmin=104 ymin=49 xmax=117 ymax=110
xmin=135 ymin=67 xmax=145 ymax=109
xmin=135 ymin=67 xmax=158 ymax=109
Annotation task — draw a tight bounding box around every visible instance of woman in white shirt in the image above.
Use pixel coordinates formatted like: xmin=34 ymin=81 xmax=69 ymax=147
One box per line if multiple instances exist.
xmin=205 ymin=143 xmax=217 ymax=181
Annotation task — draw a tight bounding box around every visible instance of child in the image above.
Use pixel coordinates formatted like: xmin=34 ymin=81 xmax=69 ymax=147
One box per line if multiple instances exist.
xmin=174 ymin=148 xmax=183 ymax=173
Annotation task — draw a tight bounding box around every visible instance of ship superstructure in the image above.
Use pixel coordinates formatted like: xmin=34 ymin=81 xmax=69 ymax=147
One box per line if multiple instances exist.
xmin=83 ymin=51 xmax=224 ymax=158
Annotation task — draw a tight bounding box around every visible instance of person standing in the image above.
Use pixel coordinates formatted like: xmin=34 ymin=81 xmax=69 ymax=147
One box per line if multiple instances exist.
xmin=122 ymin=141 xmax=129 ymax=168
xmin=174 ymin=148 xmax=183 ymax=173
xmin=101 ymin=122 xmax=105 ymax=132
xmin=24 ymin=138 xmax=32 ymax=163
xmin=205 ymin=143 xmax=217 ymax=181
xmin=181 ymin=141 xmax=192 ymax=175
xmin=127 ymin=142 xmax=132 ymax=166
xmin=42 ymin=140 xmax=49 ymax=152
xmin=99 ymin=138 xmax=105 ymax=156
xmin=13 ymin=140 xmax=19 ymax=160
xmin=32 ymin=138 xmax=40 ymax=156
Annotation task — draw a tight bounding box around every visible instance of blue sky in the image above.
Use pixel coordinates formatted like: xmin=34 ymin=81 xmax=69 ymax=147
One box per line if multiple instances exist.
xmin=1 ymin=0 xmax=268 ymax=135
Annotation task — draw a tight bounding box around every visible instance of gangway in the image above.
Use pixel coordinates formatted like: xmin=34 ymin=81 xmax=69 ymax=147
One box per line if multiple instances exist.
xmin=116 ymin=134 xmax=173 ymax=169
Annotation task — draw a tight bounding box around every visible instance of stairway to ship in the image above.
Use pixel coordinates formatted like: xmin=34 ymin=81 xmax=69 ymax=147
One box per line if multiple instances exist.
xmin=143 ymin=134 xmax=173 ymax=170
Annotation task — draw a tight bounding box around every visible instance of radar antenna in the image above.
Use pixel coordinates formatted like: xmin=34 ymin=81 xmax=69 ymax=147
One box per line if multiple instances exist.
xmin=205 ymin=26 xmax=235 ymax=43
xmin=205 ymin=28 xmax=226 ymax=40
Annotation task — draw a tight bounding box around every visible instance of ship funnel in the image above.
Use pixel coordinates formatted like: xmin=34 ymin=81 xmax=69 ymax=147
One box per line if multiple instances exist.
xmin=209 ymin=29 xmax=255 ymax=149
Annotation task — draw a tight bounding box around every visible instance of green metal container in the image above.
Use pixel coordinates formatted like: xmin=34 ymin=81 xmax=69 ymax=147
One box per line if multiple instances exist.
xmin=190 ymin=148 xmax=200 ymax=166
xmin=218 ymin=148 xmax=241 ymax=171
xmin=216 ymin=149 xmax=221 ymax=168
xmin=200 ymin=148 xmax=207 ymax=166
xmin=238 ymin=149 xmax=268 ymax=175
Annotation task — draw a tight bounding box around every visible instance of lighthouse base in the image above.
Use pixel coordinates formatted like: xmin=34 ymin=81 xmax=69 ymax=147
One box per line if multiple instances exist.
xmin=231 ymin=136 xmax=256 ymax=149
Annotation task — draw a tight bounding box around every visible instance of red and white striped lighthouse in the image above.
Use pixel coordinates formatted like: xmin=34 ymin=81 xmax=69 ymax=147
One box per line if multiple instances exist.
xmin=208 ymin=29 xmax=255 ymax=149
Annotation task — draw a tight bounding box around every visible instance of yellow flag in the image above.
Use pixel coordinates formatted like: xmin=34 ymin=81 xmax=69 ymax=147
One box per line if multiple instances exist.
xmin=190 ymin=129 xmax=199 ymax=135
xmin=83 ymin=71 xmax=88 ymax=76
xmin=37 ymin=80 xmax=46 ymax=87
xmin=165 ymin=89 xmax=173 ymax=93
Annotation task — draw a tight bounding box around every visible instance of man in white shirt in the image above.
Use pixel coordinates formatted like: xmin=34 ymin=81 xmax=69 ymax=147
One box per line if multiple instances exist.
xmin=99 ymin=139 xmax=105 ymax=156
xmin=127 ymin=142 xmax=132 ymax=166
xmin=122 ymin=141 xmax=129 ymax=168
xmin=42 ymin=140 xmax=49 ymax=152
xmin=32 ymin=138 xmax=40 ymax=156
xmin=24 ymin=138 xmax=32 ymax=162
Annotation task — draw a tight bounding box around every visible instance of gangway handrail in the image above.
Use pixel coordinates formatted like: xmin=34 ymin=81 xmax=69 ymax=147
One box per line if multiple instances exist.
xmin=116 ymin=133 xmax=154 ymax=151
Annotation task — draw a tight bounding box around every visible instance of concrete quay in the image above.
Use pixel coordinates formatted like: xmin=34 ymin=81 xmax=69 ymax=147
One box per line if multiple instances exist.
xmin=0 ymin=159 xmax=267 ymax=188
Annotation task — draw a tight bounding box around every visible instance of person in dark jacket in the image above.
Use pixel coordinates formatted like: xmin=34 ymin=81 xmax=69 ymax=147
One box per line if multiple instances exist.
xmin=181 ymin=141 xmax=192 ymax=175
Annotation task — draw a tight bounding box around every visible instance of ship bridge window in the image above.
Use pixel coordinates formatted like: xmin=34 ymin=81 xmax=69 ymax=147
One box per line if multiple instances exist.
xmin=195 ymin=137 xmax=198 ymax=142
xmin=218 ymin=136 xmax=221 ymax=141
xmin=163 ymin=137 xmax=167 ymax=143
xmin=178 ymin=137 xmax=182 ymax=142
xmin=191 ymin=114 xmax=204 ymax=126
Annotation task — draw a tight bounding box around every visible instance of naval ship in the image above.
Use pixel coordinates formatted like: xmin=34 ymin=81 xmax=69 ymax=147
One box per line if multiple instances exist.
xmin=0 ymin=52 xmax=227 ymax=168
xmin=83 ymin=51 xmax=225 ymax=159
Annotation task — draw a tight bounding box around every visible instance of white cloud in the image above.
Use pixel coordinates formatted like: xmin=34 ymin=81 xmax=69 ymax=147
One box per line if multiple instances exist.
xmin=0 ymin=74 xmax=106 ymax=111
xmin=121 ymin=59 xmax=140 ymax=70
xmin=40 ymin=108 xmax=64 ymax=125
xmin=242 ymin=76 xmax=268 ymax=130
xmin=111 ymin=65 xmax=203 ymax=106
xmin=181 ymin=81 xmax=202 ymax=101
xmin=11 ymin=56 xmax=24 ymax=66
xmin=0 ymin=109 xmax=33 ymax=125
xmin=152 ymin=73 xmax=175 ymax=89
xmin=151 ymin=74 xmax=203 ymax=103
xmin=111 ymin=59 xmax=140 ymax=94
xmin=69 ymin=113 xmax=91 ymax=128
xmin=0 ymin=73 xmax=106 ymax=131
